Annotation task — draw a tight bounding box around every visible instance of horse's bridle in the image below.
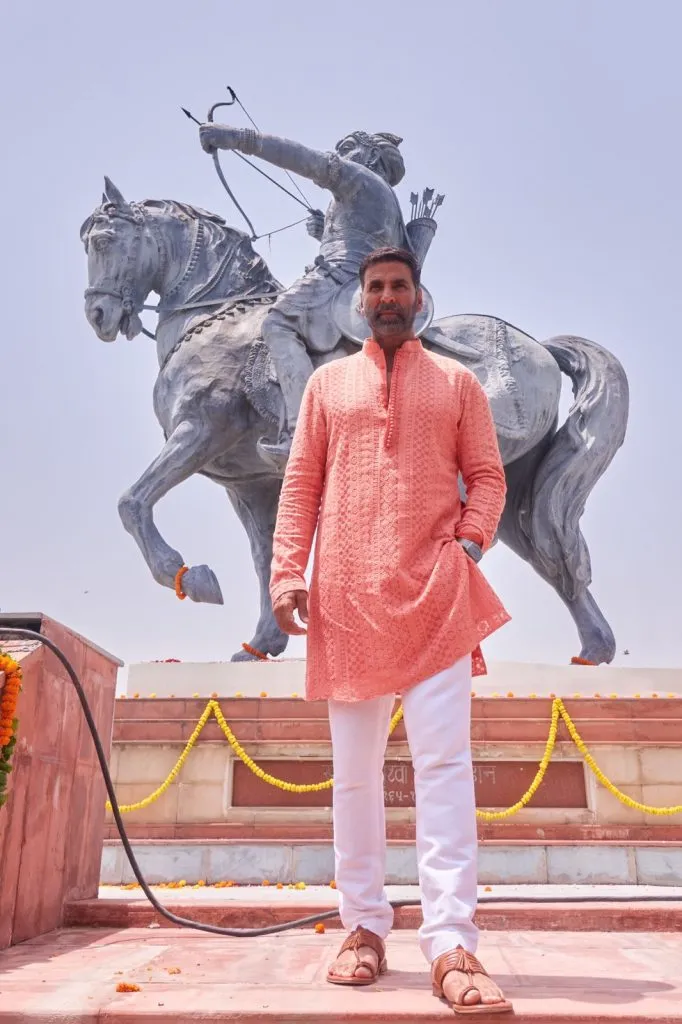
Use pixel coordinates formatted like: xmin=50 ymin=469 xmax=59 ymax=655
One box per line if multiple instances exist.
xmin=84 ymin=202 xmax=146 ymax=319
xmin=84 ymin=202 xmax=209 ymax=330
xmin=85 ymin=201 xmax=283 ymax=344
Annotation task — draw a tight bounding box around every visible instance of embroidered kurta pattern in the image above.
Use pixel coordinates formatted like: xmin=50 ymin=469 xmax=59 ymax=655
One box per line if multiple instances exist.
xmin=270 ymin=338 xmax=510 ymax=701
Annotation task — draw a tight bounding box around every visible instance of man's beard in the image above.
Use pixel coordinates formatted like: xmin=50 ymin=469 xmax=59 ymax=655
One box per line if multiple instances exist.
xmin=367 ymin=301 xmax=418 ymax=336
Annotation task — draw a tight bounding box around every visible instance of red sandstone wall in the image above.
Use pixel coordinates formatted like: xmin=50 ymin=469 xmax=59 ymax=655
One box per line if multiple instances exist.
xmin=0 ymin=616 xmax=120 ymax=950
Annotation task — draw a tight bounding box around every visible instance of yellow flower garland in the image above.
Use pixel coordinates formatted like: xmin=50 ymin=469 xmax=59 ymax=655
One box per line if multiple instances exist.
xmin=107 ymin=697 xmax=682 ymax=819
xmin=556 ymin=698 xmax=682 ymax=816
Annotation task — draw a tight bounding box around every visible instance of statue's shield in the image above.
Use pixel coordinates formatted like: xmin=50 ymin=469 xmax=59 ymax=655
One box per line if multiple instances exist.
xmin=331 ymin=279 xmax=435 ymax=345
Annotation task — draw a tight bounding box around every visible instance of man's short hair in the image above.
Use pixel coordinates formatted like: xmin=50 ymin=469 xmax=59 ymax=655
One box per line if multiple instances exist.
xmin=359 ymin=247 xmax=421 ymax=289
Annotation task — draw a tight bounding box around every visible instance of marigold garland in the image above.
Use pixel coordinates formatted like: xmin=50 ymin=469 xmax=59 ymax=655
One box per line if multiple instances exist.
xmin=174 ymin=565 xmax=189 ymax=600
xmin=242 ymin=642 xmax=269 ymax=661
xmin=0 ymin=650 xmax=22 ymax=809
xmin=106 ymin=697 xmax=682 ymax=819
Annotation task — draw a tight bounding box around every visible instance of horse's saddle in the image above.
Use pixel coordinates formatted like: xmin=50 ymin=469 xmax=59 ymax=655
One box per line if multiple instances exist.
xmin=422 ymin=314 xmax=531 ymax=440
xmin=243 ymin=313 xmax=531 ymax=442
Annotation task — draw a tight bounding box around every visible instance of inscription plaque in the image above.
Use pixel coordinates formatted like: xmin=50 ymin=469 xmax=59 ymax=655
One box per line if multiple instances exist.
xmin=232 ymin=759 xmax=587 ymax=809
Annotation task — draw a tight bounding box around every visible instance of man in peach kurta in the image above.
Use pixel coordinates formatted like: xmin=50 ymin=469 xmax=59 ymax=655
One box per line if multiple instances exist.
xmin=270 ymin=247 xmax=512 ymax=1014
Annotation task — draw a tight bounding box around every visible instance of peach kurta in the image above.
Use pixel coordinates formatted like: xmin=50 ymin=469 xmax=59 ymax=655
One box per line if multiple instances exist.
xmin=270 ymin=338 xmax=510 ymax=701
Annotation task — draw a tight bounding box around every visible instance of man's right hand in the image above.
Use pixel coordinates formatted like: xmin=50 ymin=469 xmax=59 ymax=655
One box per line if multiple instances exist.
xmin=273 ymin=590 xmax=309 ymax=635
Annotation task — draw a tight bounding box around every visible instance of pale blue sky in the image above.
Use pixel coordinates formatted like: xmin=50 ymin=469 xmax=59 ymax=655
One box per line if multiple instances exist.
xmin=2 ymin=1 xmax=681 ymax=670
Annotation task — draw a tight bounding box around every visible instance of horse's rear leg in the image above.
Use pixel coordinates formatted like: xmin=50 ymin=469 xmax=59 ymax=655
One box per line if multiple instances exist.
xmin=225 ymin=478 xmax=288 ymax=660
xmin=498 ymin=433 xmax=616 ymax=665
xmin=118 ymin=420 xmax=223 ymax=604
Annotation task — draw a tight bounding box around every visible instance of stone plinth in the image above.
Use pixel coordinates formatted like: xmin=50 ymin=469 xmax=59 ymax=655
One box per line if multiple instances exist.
xmin=126 ymin=657 xmax=682 ymax=698
xmin=106 ymin=687 xmax=682 ymax=840
xmin=0 ymin=614 xmax=121 ymax=950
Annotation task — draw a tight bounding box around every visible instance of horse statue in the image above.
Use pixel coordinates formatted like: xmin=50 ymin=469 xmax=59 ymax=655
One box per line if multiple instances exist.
xmin=81 ymin=177 xmax=629 ymax=664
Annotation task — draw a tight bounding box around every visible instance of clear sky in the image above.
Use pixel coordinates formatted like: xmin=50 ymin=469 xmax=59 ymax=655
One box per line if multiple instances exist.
xmin=2 ymin=0 xmax=681 ymax=672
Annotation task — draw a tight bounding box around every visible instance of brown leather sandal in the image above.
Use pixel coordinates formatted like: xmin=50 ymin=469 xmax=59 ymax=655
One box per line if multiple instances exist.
xmin=432 ymin=946 xmax=513 ymax=1015
xmin=326 ymin=926 xmax=387 ymax=986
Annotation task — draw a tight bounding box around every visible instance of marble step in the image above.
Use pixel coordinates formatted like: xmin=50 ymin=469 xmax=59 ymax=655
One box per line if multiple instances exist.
xmin=67 ymin=883 xmax=682 ymax=933
xmin=100 ymin=837 xmax=682 ymax=887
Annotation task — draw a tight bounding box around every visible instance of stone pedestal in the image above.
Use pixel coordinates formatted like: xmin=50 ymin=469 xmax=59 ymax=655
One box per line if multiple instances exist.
xmin=0 ymin=614 xmax=121 ymax=950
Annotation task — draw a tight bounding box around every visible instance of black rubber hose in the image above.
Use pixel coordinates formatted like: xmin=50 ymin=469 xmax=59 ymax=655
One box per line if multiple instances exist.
xmin=1 ymin=626 xmax=680 ymax=938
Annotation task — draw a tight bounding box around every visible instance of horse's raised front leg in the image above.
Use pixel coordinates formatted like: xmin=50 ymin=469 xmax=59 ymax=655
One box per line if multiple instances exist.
xmin=225 ymin=478 xmax=288 ymax=661
xmin=118 ymin=420 xmax=224 ymax=604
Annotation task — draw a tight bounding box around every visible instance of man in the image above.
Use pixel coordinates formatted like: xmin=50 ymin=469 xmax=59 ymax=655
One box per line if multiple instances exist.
xmin=199 ymin=123 xmax=414 ymax=467
xmin=268 ymin=246 xmax=513 ymax=1014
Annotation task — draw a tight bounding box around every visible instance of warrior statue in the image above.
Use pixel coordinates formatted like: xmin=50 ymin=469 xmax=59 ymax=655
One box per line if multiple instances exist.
xmin=199 ymin=123 xmax=417 ymax=467
xmin=81 ymin=116 xmax=629 ymax=667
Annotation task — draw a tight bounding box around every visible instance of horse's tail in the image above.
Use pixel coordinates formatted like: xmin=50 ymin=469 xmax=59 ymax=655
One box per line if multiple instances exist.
xmin=525 ymin=335 xmax=629 ymax=601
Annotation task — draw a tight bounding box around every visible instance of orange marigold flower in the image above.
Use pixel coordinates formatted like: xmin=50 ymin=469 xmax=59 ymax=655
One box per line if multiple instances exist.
xmin=314 ymin=922 xmax=325 ymax=934
xmin=116 ymin=982 xmax=141 ymax=992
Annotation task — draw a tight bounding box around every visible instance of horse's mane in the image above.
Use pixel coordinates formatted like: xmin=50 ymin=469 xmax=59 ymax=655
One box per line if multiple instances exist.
xmin=140 ymin=198 xmax=229 ymax=229
xmin=81 ymin=198 xmax=250 ymax=249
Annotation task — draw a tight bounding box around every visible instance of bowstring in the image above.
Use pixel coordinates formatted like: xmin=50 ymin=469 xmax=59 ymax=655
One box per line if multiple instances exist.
xmin=230 ymin=89 xmax=315 ymax=212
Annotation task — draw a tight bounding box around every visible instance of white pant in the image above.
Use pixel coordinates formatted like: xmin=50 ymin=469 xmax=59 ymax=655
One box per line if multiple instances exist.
xmin=328 ymin=656 xmax=478 ymax=963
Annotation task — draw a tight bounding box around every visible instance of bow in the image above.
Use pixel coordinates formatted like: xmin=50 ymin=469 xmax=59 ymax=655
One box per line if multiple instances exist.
xmin=182 ymin=87 xmax=319 ymax=242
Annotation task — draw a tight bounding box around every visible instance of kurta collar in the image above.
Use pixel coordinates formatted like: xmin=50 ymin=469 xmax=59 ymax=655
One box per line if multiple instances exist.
xmin=362 ymin=337 xmax=423 ymax=364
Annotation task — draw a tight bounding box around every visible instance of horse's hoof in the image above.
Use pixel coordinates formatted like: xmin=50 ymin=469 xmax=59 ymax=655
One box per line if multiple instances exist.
xmin=230 ymin=635 xmax=288 ymax=662
xmin=182 ymin=565 xmax=224 ymax=604
xmin=231 ymin=647 xmax=261 ymax=662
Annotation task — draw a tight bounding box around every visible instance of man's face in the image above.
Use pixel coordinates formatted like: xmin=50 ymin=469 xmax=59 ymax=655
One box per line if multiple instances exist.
xmin=361 ymin=260 xmax=423 ymax=340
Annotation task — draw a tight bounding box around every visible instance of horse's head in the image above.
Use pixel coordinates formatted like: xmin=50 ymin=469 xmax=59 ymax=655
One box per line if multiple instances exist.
xmin=81 ymin=178 xmax=158 ymax=341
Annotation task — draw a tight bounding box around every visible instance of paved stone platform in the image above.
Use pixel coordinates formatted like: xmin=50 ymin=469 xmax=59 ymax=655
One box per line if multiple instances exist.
xmin=0 ymin=927 xmax=680 ymax=1021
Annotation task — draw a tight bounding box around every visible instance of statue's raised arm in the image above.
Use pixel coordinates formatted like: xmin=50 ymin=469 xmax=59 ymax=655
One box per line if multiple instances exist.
xmin=199 ymin=123 xmax=362 ymax=200
xmin=198 ymin=123 xmax=412 ymax=469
